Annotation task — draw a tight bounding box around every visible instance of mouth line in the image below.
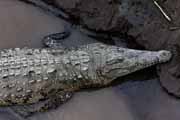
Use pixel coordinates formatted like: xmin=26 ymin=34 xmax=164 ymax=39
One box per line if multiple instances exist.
xmin=135 ymin=58 xmax=160 ymax=68
xmin=102 ymin=58 xmax=160 ymax=76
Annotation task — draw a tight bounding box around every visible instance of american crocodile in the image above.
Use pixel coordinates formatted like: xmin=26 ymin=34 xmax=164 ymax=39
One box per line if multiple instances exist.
xmin=0 ymin=32 xmax=172 ymax=117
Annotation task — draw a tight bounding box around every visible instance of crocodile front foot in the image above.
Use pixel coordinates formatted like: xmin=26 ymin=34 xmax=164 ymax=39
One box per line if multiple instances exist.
xmin=10 ymin=91 xmax=73 ymax=118
xmin=42 ymin=28 xmax=71 ymax=49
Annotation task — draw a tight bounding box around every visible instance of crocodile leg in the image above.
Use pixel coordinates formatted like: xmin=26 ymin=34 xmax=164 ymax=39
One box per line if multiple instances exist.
xmin=10 ymin=91 xmax=73 ymax=118
xmin=42 ymin=29 xmax=71 ymax=49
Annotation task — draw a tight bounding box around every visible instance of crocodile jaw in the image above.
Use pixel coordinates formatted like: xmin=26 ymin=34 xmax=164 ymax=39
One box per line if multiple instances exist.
xmin=101 ymin=48 xmax=172 ymax=80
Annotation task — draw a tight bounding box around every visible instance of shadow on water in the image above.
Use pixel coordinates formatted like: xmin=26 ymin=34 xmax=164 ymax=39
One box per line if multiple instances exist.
xmin=0 ymin=1 xmax=180 ymax=120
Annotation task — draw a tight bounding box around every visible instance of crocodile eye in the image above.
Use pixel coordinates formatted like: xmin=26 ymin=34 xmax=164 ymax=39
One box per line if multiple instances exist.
xmin=117 ymin=57 xmax=124 ymax=62
xmin=106 ymin=57 xmax=124 ymax=65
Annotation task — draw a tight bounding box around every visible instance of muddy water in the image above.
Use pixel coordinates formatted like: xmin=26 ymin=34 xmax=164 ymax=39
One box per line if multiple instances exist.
xmin=0 ymin=1 xmax=180 ymax=120
xmin=0 ymin=0 xmax=69 ymax=49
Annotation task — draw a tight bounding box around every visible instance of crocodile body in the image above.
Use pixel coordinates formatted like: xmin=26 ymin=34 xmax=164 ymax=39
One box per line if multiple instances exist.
xmin=0 ymin=42 xmax=171 ymax=117
xmin=0 ymin=43 xmax=172 ymax=106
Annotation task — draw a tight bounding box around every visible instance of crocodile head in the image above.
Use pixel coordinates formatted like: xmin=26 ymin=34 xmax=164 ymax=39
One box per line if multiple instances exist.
xmin=100 ymin=46 xmax=172 ymax=80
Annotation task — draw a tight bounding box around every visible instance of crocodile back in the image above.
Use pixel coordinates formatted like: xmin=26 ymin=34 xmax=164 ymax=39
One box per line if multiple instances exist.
xmin=0 ymin=48 xmax=66 ymax=106
xmin=0 ymin=46 xmax=102 ymax=106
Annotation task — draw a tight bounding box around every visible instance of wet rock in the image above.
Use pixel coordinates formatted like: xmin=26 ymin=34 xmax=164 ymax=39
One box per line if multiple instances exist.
xmin=42 ymin=0 xmax=132 ymax=33
xmin=120 ymin=0 xmax=180 ymax=97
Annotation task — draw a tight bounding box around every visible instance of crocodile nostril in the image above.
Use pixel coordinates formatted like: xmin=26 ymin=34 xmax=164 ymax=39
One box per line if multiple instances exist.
xmin=156 ymin=50 xmax=172 ymax=64
xmin=161 ymin=51 xmax=169 ymax=57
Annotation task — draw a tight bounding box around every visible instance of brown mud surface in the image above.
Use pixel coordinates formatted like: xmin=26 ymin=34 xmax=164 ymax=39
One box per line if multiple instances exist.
xmin=1 ymin=0 xmax=180 ymax=120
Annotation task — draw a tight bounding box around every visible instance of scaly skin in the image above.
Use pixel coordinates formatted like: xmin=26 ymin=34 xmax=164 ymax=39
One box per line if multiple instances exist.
xmin=0 ymin=43 xmax=171 ymax=107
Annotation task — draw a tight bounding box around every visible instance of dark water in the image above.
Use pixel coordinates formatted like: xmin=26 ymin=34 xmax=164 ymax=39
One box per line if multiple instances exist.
xmin=0 ymin=1 xmax=180 ymax=120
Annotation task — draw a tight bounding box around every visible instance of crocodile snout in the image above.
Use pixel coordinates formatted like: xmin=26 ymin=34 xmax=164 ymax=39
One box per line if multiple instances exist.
xmin=158 ymin=50 xmax=172 ymax=63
